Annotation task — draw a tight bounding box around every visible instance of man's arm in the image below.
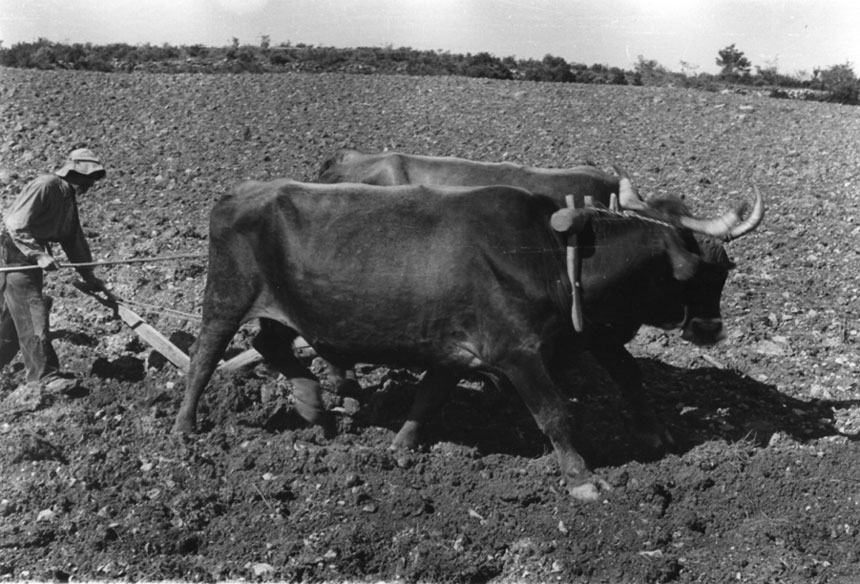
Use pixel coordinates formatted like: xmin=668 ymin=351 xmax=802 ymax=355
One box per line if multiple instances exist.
xmin=59 ymin=216 xmax=112 ymax=296
xmin=4 ymin=177 xmax=58 ymax=269
xmin=59 ymin=220 xmax=95 ymax=277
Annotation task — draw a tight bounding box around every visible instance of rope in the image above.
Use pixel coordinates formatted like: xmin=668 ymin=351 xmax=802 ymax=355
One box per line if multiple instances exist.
xmin=589 ymin=206 xmax=678 ymax=229
xmin=0 ymin=253 xmax=207 ymax=273
xmin=120 ymin=298 xmax=203 ymax=322
xmin=65 ymin=253 xmax=208 ymax=268
xmin=0 ymin=251 xmax=209 ymax=321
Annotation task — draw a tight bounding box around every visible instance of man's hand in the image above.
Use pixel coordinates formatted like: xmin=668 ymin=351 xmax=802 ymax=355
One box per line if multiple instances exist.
xmin=37 ymin=254 xmax=59 ymax=271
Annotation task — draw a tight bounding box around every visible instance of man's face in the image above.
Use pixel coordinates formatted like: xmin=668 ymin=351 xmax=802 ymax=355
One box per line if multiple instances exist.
xmin=71 ymin=175 xmax=98 ymax=194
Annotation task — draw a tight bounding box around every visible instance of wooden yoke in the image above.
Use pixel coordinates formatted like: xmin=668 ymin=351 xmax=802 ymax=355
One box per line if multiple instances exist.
xmin=565 ymin=194 xmax=585 ymax=333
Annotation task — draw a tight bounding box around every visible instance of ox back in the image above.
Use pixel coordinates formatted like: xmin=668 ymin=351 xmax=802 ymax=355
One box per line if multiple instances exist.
xmin=173 ymin=179 xmax=725 ymax=500
xmin=319 ymin=148 xmax=619 ymax=207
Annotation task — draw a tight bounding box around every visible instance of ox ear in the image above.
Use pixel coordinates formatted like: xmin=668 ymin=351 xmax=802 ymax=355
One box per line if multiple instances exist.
xmin=666 ymin=244 xmax=701 ymax=281
xmin=550 ymin=208 xmax=591 ymax=235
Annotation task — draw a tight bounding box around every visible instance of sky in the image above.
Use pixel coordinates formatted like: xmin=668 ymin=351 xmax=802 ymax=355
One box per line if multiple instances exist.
xmin=1 ymin=0 xmax=858 ymax=75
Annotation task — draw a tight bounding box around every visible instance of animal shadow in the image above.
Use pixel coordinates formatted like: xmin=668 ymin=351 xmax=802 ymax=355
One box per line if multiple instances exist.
xmin=579 ymin=358 xmax=851 ymax=467
xmin=351 ymin=368 xmax=550 ymax=458
xmin=91 ymin=355 xmax=146 ymax=382
xmin=344 ymin=358 xmax=853 ymax=469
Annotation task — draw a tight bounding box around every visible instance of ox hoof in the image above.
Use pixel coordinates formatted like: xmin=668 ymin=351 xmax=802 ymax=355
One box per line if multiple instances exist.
xmin=294 ymin=401 xmax=337 ymax=440
xmin=292 ymin=393 xmax=337 ymax=439
xmin=567 ymin=477 xmax=612 ymax=502
xmin=171 ymin=417 xmax=196 ymax=434
xmin=293 ymin=400 xmax=327 ymax=426
xmin=390 ymin=434 xmax=419 ymax=451
xmin=390 ymin=421 xmax=420 ymax=451
xmin=290 ymin=378 xmax=327 ymax=425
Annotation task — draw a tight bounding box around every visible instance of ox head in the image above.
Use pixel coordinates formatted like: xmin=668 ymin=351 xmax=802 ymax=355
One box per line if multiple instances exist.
xmin=552 ymin=174 xmax=764 ymax=345
xmin=618 ymin=176 xmax=765 ymax=345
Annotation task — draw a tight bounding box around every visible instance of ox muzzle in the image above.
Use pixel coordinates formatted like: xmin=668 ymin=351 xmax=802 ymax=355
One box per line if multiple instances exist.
xmin=681 ymin=317 xmax=726 ymax=346
xmin=657 ymin=306 xmax=726 ymax=346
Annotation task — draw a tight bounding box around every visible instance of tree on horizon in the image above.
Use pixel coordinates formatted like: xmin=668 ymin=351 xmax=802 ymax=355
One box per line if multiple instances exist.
xmin=716 ymin=44 xmax=752 ymax=81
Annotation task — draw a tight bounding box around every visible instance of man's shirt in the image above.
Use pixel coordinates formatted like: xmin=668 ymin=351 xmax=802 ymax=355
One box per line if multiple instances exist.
xmin=3 ymin=174 xmax=94 ymax=275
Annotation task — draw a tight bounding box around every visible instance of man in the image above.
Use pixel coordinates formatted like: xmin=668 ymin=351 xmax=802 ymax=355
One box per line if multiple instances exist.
xmin=0 ymin=148 xmax=112 ymax=393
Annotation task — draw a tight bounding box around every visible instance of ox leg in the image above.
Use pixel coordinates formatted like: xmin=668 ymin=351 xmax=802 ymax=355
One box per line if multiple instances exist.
xmin=253 ymin=320 xmax=328 ymax=427
xmin=173 ymin=317 xmax=240 ymax=433
xmin=588 ymin=333 xmax=674 ymax=451
xmin=494 ymin=351 xmax=610 ymax=502
xmin=391 ymin=368 xmax=459 ymax=450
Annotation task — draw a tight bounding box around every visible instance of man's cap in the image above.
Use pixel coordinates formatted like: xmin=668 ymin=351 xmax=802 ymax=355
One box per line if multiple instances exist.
xmin=55 ymin=148 xmax=106 ymax=180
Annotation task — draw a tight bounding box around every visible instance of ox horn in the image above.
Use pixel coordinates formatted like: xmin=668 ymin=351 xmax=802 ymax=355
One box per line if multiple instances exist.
xmin=611 ymin=164 xmax=648 ymax=211
xmin=725 ymin=185 xmax=765 ymax=241
xmin=679 ymin=187 xmax=765 ymax=241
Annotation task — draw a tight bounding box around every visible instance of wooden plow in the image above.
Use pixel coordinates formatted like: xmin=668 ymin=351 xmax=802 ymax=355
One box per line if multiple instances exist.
xmin=26 ymin=254 xmax=302 ymax=374
xmin=74 ymin=282 xmax=286 ymax=374
xmin=1 ymin=254 xmax=309 ymax=374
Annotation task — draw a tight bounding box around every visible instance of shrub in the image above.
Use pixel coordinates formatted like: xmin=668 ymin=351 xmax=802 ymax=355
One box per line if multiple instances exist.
xmin=814 ymin=63 xmax=859 ymax=104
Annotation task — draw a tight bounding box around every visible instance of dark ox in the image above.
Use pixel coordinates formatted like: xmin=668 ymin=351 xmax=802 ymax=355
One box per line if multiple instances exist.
xmin=318 ymin=149 xmax=763 ymax=442
xmin=173 ymin=179 xmax=761 ymax=500
xmin=319 ymin=149 xmax=749 ymax=343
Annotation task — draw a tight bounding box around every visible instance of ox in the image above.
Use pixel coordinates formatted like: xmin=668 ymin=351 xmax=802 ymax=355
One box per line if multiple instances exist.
xmin=172 ymin=179 xmax=761 ymax=500
xmin=318 ymin=149 xmax=763 ymax=445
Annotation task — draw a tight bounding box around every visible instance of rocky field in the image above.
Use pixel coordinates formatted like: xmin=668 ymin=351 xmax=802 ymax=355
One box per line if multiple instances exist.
xmin=2 ymin=68 xmax=860 ymax=583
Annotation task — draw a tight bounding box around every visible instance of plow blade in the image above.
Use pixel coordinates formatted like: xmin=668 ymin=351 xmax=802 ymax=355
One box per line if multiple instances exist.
xmin=75 ymin=283 xmax=191 ymax=372
xmin=75 ymin=283 xmax=314 ymax=374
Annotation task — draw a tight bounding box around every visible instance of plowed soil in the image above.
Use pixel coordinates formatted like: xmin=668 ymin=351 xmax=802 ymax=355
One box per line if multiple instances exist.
xmin=2 ymin=68 xmax=860 ymax=583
